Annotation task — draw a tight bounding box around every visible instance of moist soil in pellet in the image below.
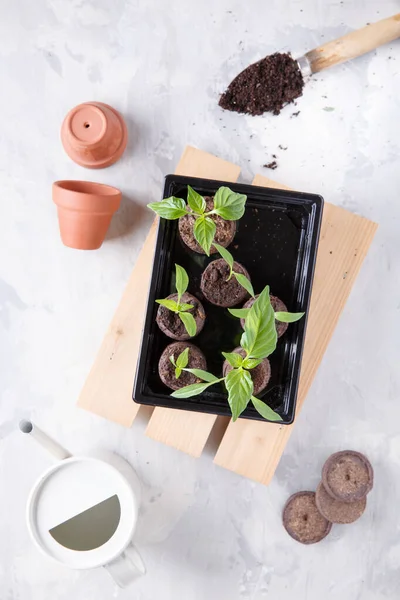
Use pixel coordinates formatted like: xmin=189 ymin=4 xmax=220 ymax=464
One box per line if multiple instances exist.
xmin=222 ymin=347 xmax=271 ymax=395
xmin=283 ymin=491 xmax=332 ymax=545
xmin=315 ymin=482 xmax=366 ymax=525
xmin=158 ymin=341 xmax=207 ymax=391
xmin=156 ymin=292 xmax=206 ymax=340
xmin=179 ymin=196 xmax=236 ymax=254
xmin=240 ymin=294 xmax=289 ymax=338
xmin=322 ymin=451 xmax=374 ymax=503
xmin=219 ymin=52 xmax=304 ymax=116
xmin=200 ymin=258 xmax=251 ymax=307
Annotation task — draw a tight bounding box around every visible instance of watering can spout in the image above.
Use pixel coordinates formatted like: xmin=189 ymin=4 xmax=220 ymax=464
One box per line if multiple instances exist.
xmin=19 ymin=420 xmax=71 ymax=460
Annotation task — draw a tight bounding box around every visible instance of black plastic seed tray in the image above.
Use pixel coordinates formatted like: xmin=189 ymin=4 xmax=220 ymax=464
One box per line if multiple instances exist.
xmin=133 ymin=175 xmax=323 ymax=424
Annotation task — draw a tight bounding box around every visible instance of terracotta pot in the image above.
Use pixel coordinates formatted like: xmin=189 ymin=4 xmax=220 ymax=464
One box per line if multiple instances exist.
xmin=53 ymin=180 xmax=121 ymax=250
xmin=61 ymin=102 xmax=128 ymax=169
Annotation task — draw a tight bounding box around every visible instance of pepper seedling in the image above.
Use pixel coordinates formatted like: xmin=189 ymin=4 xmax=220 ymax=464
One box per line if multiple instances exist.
xmin=213 ymin=243 xmax=255 ymax=298
xmin=170 ymin=285 xmax=282 ymax=422
xmin=148 ymin=185 xmax=247 ymax=255
xmin=156 ymin=265 xmax=197 ymax=337
xmin=228 ymin=306 xmax=304 ymax=324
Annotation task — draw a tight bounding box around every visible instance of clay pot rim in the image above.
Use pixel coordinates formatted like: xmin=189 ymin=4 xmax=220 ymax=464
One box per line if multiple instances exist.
xmin=53 ymin=180 xmax=121 ymax=197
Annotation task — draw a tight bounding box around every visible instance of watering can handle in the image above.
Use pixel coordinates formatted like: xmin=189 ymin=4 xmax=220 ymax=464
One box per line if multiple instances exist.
xmin=104 ymin=543 xmax=146 ymax=587
xmin=19 ymin=420 xmax=71 ymax=460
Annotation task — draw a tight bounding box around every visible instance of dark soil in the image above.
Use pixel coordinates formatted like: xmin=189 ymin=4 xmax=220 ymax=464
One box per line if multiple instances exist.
xmin=322 ymin=451 xmax=374 ymax=503
xmin=222 ymin=347 xmax=271 ymax=395
xmin=179 ymin=196 xmax=236 ymax=254
xmin=158 ymin=341 xmax=207 ymax=391
xmin=315 ymin=482 xmax=366 ymax=525
xmin=240 ymin=294 xmax=289 ymax=338
xmin=219 ymin=52 xmax=304 ymax=116
xmin=200 ymin=258 xmax=251 ymax=307
xmin=263 ymin=161 xmax=278 ymax=170
xmin=283 ymin=492 xmax=332 ymax=545
xmin=156 ymin=292 xmax=206 ymax=340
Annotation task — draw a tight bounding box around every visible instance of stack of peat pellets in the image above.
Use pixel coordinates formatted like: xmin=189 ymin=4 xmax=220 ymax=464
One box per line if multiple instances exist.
xmin=283 ymin=451 xmax=374 ymax=544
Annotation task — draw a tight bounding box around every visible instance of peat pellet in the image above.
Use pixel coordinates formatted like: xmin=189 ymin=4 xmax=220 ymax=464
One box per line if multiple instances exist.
xmin=178 ymin=196 xmax=236 ymax=254
xmin=222 ymin=347 xmax=271 ymax=395
xmin=156 ymin=292 xmax=206 ymax=340
xmin=322 ymin=451 xmax=373 ymax=503
xmin=240 ymin=294 xmax=289 ymax=338
xmin=283 ymin=491 xmax=332 ymax=545
xmin=158 ymin=342 xmax=207 ymax=391
xmin=200 ymin=258 xmax=251 ymax=307
xmin=315 ymin=481 xmax=366 ymax=524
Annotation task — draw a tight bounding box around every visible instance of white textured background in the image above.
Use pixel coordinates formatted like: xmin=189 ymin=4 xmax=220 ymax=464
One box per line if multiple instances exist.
xmin=1 ymin=1 xmax=400 ymax=598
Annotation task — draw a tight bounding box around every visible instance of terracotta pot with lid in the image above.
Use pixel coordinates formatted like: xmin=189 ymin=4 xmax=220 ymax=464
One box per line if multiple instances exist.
xmin=53 ymin=180 xmax=121 ymax=250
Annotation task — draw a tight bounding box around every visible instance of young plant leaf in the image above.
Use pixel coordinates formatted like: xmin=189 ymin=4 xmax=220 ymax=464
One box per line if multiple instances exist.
xmin=170 ymin=381 xmax=218 ymax=398
xmin=275 ymin=311 xmax=305 ymax=323
xmin=183 ymin=369 xmax=221 ymax=383
xmin=242 ymin=357 xmax=263 ymax=369
xmin=169 ymin=355 xmax=177 ymax=367
xmin=228 ymin=307 xmax=250 ymax=319
xmin=233 ymin=273 xmax=255 ymax=298
xmin=156 ymin=298 xmax=180 ymax=312
xmin=176 ymin=347 xmax=189 ymax=369
xmin=179 ymin=311 xmax=197 ymax=337
xmin=178 ymin=303 xmax=194 ymax=312
xmin=251 ymin=396 xmax=282 ymax=422
xmin=213 ymin=243 xmax=234 ymax=278
xmin=213 ymin=187 xmax=247 ymax=220
xmin=225 ymin=368 xmax=253 ymax=421
xmin=193 ymin=216 xmax=216 ymax=256
xmin=187 ymin=185 xmax=206 ymax=215
xmin=240 ymin=285 xmax=277 ymax=359
xmin=148 ymin=197 xmax=187 ymax=219
xmin=222 ymin=351 xmax=244 ymax=368
xmin=175 ymin=264 xmax=189 ymax=302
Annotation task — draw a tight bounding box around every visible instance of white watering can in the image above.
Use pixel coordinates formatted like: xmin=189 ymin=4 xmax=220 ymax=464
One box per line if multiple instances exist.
xmin=19 ymin=420 xmax=145 ymax=587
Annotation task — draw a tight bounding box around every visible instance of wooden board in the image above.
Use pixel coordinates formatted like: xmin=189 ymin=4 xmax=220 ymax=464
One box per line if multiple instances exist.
xmin=212 ymin=173 xmax=378 ymax=484
xmin=145 ymin=147 xmax=241 ymax=456
xmin=78 ymin=146 xmax=240 ymax=431
xmin=78 ymin=145 xmax=377 ymax=486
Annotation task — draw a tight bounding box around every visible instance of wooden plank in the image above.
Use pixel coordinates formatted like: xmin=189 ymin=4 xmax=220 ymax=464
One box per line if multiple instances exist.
xmin=213 ymin=174 xmax=378 ymax=484
xmin=145 ymin=147 xmax=241 ymax=456
xmin=77 ymin=219 xmax=158 ymax=426
xmin=77 ymin=146 xmax=240 ymax=428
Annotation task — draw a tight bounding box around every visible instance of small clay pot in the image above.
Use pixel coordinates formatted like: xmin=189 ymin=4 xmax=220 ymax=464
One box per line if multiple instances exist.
xmin=156 ymin=292 xmax=206 ymax=340
xmin=200 ymin=258 xmax=251 ymax=307
xmin=52 ymin=180 xmax=121 ymax=250
xmin=179 ymin=196 xmax=236 ymax=254
xmin=240 ymin=294 xmax=289 ymax=338
xmin=159 ymin=342 xmax=207 ymax=391
xmin=222 ymin=347 xmax=271 ymax=395
xmin=61 ymin=102 xmax=128 ymax=169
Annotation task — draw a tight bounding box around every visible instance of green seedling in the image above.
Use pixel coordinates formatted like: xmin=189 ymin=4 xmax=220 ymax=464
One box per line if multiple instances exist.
xmin=148 ymin=185 xmax=247 ymax=256
xmin=213 ymin=243 xmax=255 ymax=298
xmin=228 ymin=306 xmax=304 ymax=324
xmin=156 ymin=265 xmax=197 ymax=337
xmin=169 ymin=347 xmax=189 ymax=379
xmin=170 ymin=285 xmax=282 ymax=423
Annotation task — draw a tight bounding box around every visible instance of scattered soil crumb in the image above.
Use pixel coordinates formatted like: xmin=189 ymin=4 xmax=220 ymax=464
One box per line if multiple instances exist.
xmin=272 ymin=154 xmax=277 ymax=159
xmin=279 ymin=144 xmax=288 ymax=150
xmin=291 ymin=111 xmax=300 ymax=118
xmin=263 ymin=161 xmax=278 ymax=170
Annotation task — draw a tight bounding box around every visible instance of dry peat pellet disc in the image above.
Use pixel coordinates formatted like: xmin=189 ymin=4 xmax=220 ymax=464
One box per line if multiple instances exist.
xmin=283 ymin=491 xmax=332 ymax=544
xmin=315 ymin=481 xmax=366 ymax=524
xmin=322 ymin=450 xmax=373 ymax=503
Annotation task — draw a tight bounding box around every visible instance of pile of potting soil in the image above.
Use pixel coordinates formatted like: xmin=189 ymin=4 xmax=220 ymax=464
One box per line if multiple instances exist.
xmin=219 ymin=52 xmax=304 ymax=116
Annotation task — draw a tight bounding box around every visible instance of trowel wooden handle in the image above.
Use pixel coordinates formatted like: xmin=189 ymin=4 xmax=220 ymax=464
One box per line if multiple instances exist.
xmin=305 ymin=13 xmax=400 ymax=73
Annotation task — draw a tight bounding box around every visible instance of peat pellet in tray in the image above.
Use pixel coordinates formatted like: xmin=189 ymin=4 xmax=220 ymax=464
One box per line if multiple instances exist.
xmin=200 ymin=258 xmax=251 ymax=307
xmin=178 ymin=197 xmax=236 ymax=254
xmin=156 ymin=292 xmax=206 ymax=340
xmin=158 ymin=342 xmax=207 ymax=391
xmin=322 ymin=451 xmax=373 ymax=503
xmin=315 ymin=482 xmax=366 ymax=524
xmin=283 ymin=491 xmax=332 ymax=544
